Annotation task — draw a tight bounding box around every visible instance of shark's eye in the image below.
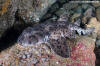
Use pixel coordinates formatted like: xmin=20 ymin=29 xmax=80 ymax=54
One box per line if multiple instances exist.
xmin=28 ymin=35 xmax=38 ymax=44
xmin=29 ymin=36 xmax=33 ymax=39
xmin=29 ymin=35 xmax=36 ymax=40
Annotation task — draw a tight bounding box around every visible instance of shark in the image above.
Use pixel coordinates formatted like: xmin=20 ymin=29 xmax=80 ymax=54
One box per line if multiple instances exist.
xmin=17 ymin=14 xmax=95 ymax=58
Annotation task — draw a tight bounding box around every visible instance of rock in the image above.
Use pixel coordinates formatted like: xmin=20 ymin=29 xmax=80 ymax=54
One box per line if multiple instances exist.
xmin=81 ymin=4 xmax=89 ymax=10
xmin=18 ymin=0 xmax=56 ymax=23
xmin=0 ymin=30 xmax=6 ymax=37
xmin=96 ymin=7 xmax=100 ymax=22
xmin=63 ymin=3 xmax=79 ymax=10
xmin=97 ymin=30 xmax=100 ymax=40
xmin=82 ymin=8 xmax=94 ymax=24
xmin=49 ymin=3 xmax=59 ymax=13
xmin=42 ymin=2 xmax=79 ymax=22
xmin=87 ymin=17 xmax=100 ymax=34
xmin=96 ymin=40 xmax=100 ymax=47
xmin=0 ymin=44 xmax=51 ymax=66
xmin=81 ymin=4 xmax=94 ymax=10
xmin=84 ymin=8 xmax=94 ymax=18
xmin=81 ymin=4 xmax=95 ymax=24
xmin=69 ymin=36 xmax=96 ymax=66
xmin=55 ymin=8 xmax=74 ymax=18
xmin=58 ymin=0 xmax=67 ymax=4
xmin=0 ymin=0 xmax=19 ymax=37
xmin=55 ymin=3 xmax=78 ymax=17
xmin=55 ymin=8 xmax=66 ymax=16
xmin=89 ymin=32 xmax=97 ymax=40
xmin=0 ymin=0 xmax=56 ymax=38
xmin=70 ymin=6 xmax=83 ymax=22
xmin=96 ymin=58 xmax=100 ymax=66
xmin=0 ymin=2 xmax=97 ymax=66
xmin=76 ymin=6 xmax=83 ymax=14
xmin=87 ymin=17 xmax=100 ymax=44
xmin=95 ymin=47 xmax=100 ymax=66
xmin=71 ymin=13 xmax=81 ymax=22
xmin=0 ymin=36 xmax=96 ymax=66
xmin=92 ymin=3 xmax=100 ymax=7
xmin=0 ymin=0 xmax=12 ymax=15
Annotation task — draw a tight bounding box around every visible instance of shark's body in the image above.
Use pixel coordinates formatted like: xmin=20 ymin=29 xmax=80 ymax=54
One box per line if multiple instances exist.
xmin=17 ymin=14 xmax=94 ymax=58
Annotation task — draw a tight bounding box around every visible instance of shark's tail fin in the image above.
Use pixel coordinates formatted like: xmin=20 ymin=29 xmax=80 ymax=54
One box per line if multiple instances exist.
xmin=76 ymin=27 xmax=95 ymax=36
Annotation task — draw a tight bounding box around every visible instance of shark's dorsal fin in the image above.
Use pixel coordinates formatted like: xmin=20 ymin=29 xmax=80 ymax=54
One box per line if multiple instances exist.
xmin=74 ymin=19 xmax=81 ymax=26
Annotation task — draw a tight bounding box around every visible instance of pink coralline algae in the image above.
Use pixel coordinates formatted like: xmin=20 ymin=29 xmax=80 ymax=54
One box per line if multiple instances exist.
xmin=0 ymin=37 xmax=96 ymax=66
xmin=66 ymin=63 xmax=84 ymax=66
xmin=69 ymin=42 xmax=96 ymax=66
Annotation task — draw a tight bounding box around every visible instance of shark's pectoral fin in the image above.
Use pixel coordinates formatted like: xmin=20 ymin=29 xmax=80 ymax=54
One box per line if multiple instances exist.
xmin=48 ymin=37 xmax=70 ymax=58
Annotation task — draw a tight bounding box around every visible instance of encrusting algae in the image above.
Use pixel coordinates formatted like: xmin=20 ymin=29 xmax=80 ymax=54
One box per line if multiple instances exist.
xmin=0 ymin=0 xmax=10 ymax=15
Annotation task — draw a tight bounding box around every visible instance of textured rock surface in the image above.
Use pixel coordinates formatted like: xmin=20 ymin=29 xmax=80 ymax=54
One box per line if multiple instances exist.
xmin=96 ymin=40 xmax=100 ymax=47
xmin=0 ymin=2 xmax=100 ymax=66
xmin=96 ymin=7 xmax=100 ymax=22
xmin=97 ymin=31 xmax=100 ymax=40
xmin=0 ymin=0 xmax=19 ymax=37
xmin=0 ymin=0 xmax=56 ymax=38
xmin=18 ymin=0 xmax=56 ymax=23
xmin=87 ymin=17 xmax=100 ymax=48
xmin=92 ymin=3 xmax=100 ymax=7
xmin=87 ymin=17 xmax=100 ymax=34
xmin=95 ymin=47 xmax=100 ymax=66
xmin=0 ymin=36 xmax=96 ymax=66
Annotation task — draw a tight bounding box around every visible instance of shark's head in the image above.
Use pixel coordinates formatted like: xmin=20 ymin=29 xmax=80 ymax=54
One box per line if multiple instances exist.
xmin=17 ymin=27 xmax=50 ymax=47
xmin=17 ymin=27 xmax=39 ymax=46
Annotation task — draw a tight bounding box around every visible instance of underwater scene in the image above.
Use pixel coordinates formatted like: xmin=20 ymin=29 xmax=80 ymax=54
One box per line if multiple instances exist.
xmin=0 ymin=0 xmax=100 ymax=66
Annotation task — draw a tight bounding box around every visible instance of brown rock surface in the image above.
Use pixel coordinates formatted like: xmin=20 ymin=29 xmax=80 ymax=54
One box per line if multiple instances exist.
xmin=87 ymin=17 xmax=100 ymax=34
xmin=87 ymin=17 xmax=100 ymax=42
xmin=92 ymin=3 xmax=100 ymax=7
xmin=0 ymin=36 xmax=96 ymax=66
xmin=96 ymin=7 xmax=100 ymax=22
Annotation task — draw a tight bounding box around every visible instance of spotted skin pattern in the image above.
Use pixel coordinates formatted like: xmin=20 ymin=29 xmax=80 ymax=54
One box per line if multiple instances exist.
xmin=48 ymin=37 xmax=71 ymax=57
xmin=17 ymin=14 xmax=95 ymax=58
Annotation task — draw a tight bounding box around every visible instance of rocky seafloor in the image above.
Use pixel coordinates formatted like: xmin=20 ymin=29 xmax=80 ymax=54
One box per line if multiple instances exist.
xmin=0 ymin=0 xmax=100 ymax=66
